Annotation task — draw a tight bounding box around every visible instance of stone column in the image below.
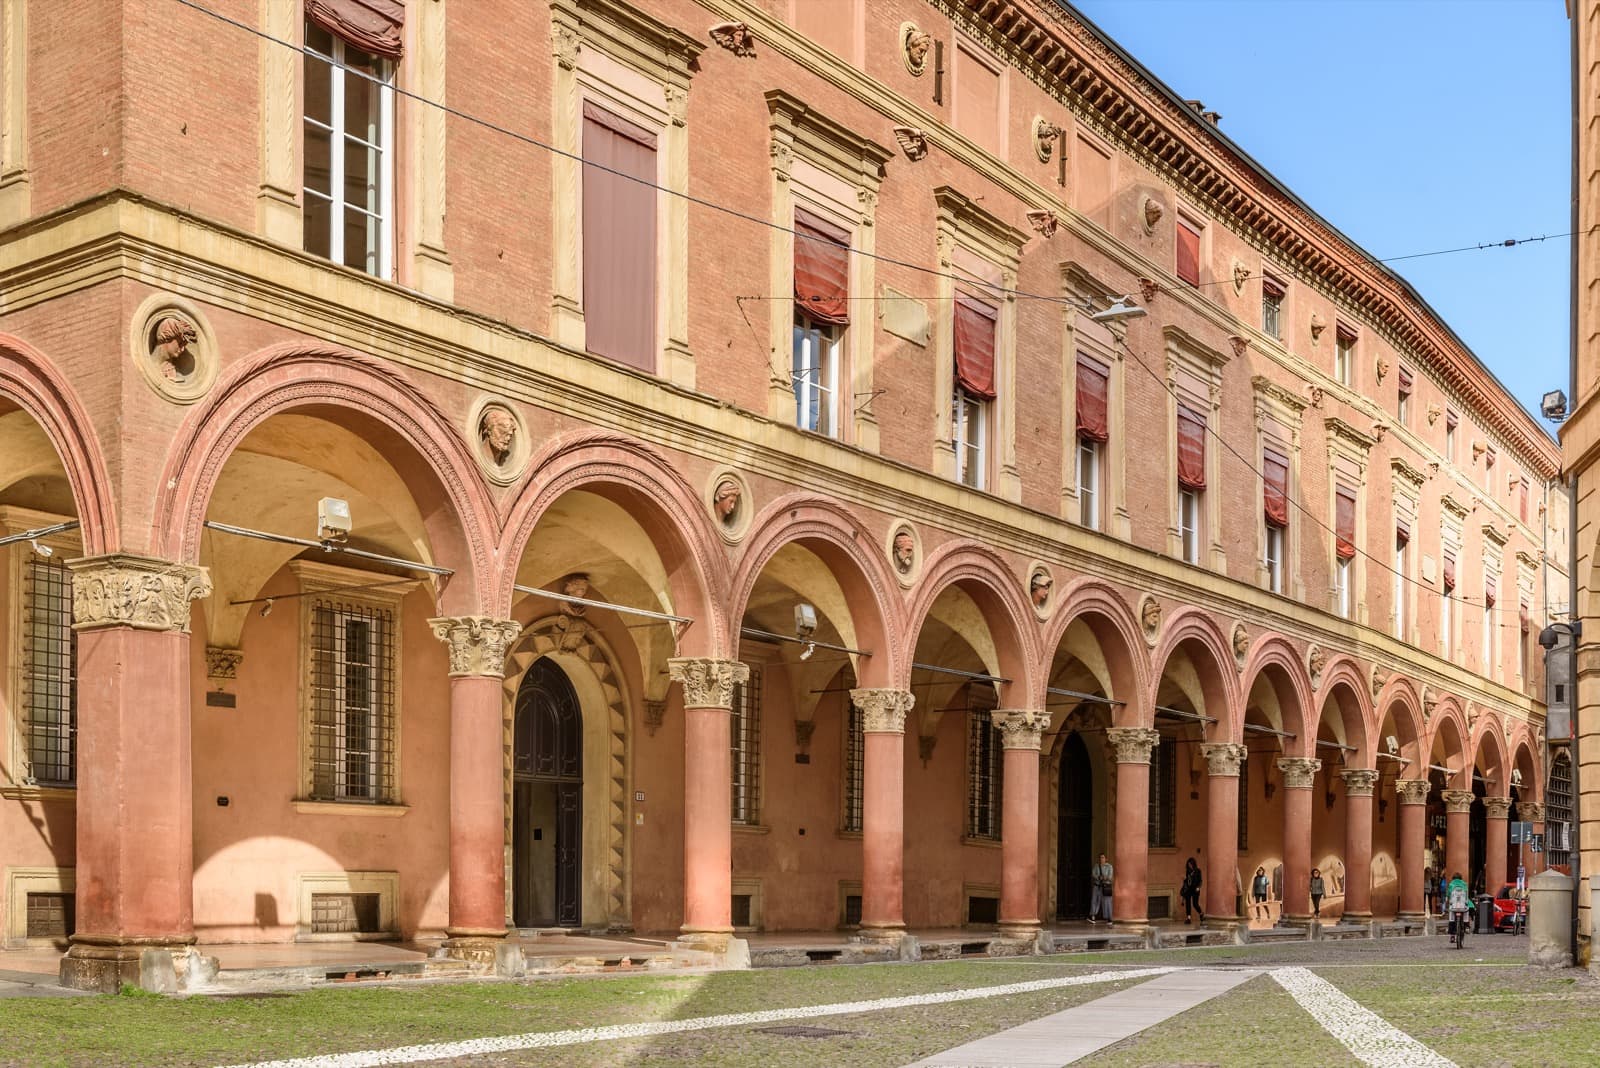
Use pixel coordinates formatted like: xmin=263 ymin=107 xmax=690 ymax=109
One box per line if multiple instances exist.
xmin=1106 ymin=727 xmax=1160 ymax=925
xmin=1339 ymin=769 xmax=1380 ymax=921
xmin=1200 ymin=743 xmax=1247 ymax=922
xmin=1483 ymin=796 xmax=1512 ymax=894
xmin=851 ymin=688 xmax=915 ymax=941
xmin=430 ymin=616 xmax=522 ymax=962
xmin=669 ymin=658 xmax=749 ymax=949
xmin=1277 ymin=757 xmax=1322 ymax=923
xmin=1443 ymin=789 xmax=1475 ymax=884
xmin=1395 ymin=779 xmax=1431 ymax=919
xmin=1522 ymin=802 xmax=1547 ymax=873
xmin=993 ymin=709 xmax=1049 ymax=939
xmin=60 ymin=554 xmax=211 ymax=992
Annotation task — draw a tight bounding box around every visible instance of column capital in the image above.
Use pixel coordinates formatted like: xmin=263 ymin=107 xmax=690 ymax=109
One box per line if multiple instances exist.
xmin=67 ymin=553 xmax=211 ymax=633
xmin=1521 ymin=801 xmax=1545 ymax=822
xmin=1395 ymin=778 xmax=1431 ymax=805
xmin=1442 ymin=789 xmax=1476 ymax=814
xmin=1105 ymin=726 xmax=1161 ymax=764
xmin=668 ymin=657 xmax=749 ymax=709
xmin=1339 ymin=768 xmax=1380 ymax=797
xmin=850 ymin=688 xmax=915 ymax=733
xmin=428 ymin=616 xmax=522 ymax=677
xmin=1482 ymin=796 xmax=1513 ymax=819
xmin=1199 ymin=742 xmax=1247 ymax=776
xmin=1275 ymin=756 xmax=1322 ymax=789
xmin=991 ymin=709 xmax=1049 ymax=751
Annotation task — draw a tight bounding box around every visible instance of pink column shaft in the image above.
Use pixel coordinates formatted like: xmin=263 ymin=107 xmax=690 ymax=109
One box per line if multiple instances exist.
xmin=1343 ymin=792 xmax=1375 ymax=919
xmin=862 ymin=731 xmax=905 ymax=931
xmin=1281 ymin=786 xmax=1313 ymax=920
xmin=1485 ymin=815 xmax=1509 ymax=893
xmin=683 ymin=704 xmax=732 ymax=934
xmin=73 ymin=628 xmax=194 ymax=943
xmin=1113 ymin=760 xmax=1150 ymax=922
xmin=1205 ymin=774 xmax=1240 ymax=919
xmin=1398 ymin=800 xmax=1426 ymax=917
xmin=448 ymin=674 xmax=507 ymax=936
xmin=1000 ymin=746 xmax=1040 ymax=928
xmin=1446 ymin=808 xmax=1470 ymax=881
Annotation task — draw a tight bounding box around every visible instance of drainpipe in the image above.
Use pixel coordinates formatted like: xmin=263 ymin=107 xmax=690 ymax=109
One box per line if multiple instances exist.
xmin=1568 ymin=0 xmax=1583 ymax=969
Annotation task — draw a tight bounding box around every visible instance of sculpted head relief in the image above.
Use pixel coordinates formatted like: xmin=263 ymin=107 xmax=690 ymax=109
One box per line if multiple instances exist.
xmin=478 ymin=405 xmax=517 ymax=465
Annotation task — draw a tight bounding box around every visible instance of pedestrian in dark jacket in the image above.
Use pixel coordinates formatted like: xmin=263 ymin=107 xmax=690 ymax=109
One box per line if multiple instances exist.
xmin=1181 ymin=857 xmax=1203 ymax=923
xmin=1309 ymin=868 xmax=1325 ymax=918
xmin=1252 ymin=866 xmax=1270 ymax=922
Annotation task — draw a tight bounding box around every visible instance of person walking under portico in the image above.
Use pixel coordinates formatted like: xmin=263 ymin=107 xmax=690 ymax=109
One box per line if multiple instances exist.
xmin=1089 ymin=853 xmax=1114 ymax=923
xmin=1181 ymin=857 xmax=1203 ymax=923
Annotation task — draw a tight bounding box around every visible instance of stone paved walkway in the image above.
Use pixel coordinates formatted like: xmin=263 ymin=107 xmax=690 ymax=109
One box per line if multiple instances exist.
xmin=0 ymin=968 xmax=92 ymax=999
xmin=902 ymin=968 xmax=1259 ymax=1067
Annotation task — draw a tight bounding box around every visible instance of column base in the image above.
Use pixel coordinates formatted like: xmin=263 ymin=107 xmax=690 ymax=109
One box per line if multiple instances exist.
xmin=1343 ymin=910 xmax=1373 ymax=923
xmin=59 ymin=937 xmax=210 ymax=994
xmin=1281 ymin=914 xmax=1316 ymax=929
xmin=995 ymin=920 xmax=1042 ymax=942
xmin=854 ymin=922 xmax=907 ymax=944
xmin=442 ymin=927 xmax=508 ymax=965
xmin=675 ymin=927 xmax=734 ymax=953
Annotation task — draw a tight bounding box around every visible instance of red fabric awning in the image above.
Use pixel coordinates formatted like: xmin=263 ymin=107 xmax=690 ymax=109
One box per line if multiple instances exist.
xmin=1076 ymin=356 xmax=1109 ymax=442
xmin=1177 ymin=405 xmax=1206 ymax=490
xmin=953 ymin=297 xmax=997 ymax=400
xmin=1443 ymin=552 xmax=1456 ymax=593
xmin=1263 ymin=449 xmax=1289 ymax=528
xmin=1520 ymin=604 xmax=1531 ymax=634
xmin=793 ymin=209 xmax=850 ymax=326
xmin=1262 ymin=275 xmax=1285 ymax=299
xmin=1396 ymin=516 xmax=1410 ymax=547
xmin=1398 ymin=366 xmax=1413 ymax=393
xmin=1336 ymin=322 xmax=1358 ymax=345
xmin=1485 ymin=575 xmax=1497 ymax=609
xmin=1446 ymin=408 xmax=1459 ymax=430
xmin=1335 ymin=488 xmax=1356 ymax=560
xmin=1176 ymin=221 xmax=1200 ymax=286
xmin=306 ymin=0 xmax=405 ymax=59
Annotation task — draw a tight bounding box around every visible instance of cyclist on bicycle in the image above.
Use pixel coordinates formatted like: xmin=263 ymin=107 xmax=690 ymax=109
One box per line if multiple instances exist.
xmin=1446 ymin=871 xmax=1471 ymax=949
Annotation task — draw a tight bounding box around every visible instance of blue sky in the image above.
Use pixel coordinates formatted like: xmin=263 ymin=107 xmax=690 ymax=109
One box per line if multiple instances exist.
xmin=1071 ymin=0 xmax=1570 ymax=428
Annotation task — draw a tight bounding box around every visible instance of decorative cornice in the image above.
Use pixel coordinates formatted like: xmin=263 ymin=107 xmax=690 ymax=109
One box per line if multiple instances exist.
xmin=1251 ymin=375 xmax=1308 ymax=417
xmin=205 ymin=646 xmax=244 ymax=681
xmin=851 ymin=688 xmax=915 ymax=733
xmin=1390 ymin=457 xmax=1426 ymax=492
xmin=1105 ymin=726 xmax=1161 ymax=764
xmin=429 ymin=617 xmax=522 ymax=678
xmin=1340 ymin=768 xmax=1380 ymax=796
xmin=668 ymin=657 xmax=750 ymax=709
xmin=1200 ymin=742 xmax=1247 ymax=777
xmin=933 ymin=185 xmax=1030 ymax=262
xmin=1440 ymin=494 xmax=1471 ymax=521
xmin=1442 ymin=788 xmax=1476 ymax=814
xmin=992 ymin=708 xmax=1050 ymax=750
xmin=1395 ymin=778 xmax=1431 ymax=805
xmin=1481 ymin=523 xmax=1508 ymax=549
xmin=1324 ymin=417 xmax=1377 ymax=456
xmin=1275 ymin=756 xmax=1321 ymax=789
xmin=67 ymin=554 xmax=211 ymax=632
xmin=1482 ymin=796 xmax=1513 ymax=819
xmin=764 ymin=90 xmax=894 ymax=185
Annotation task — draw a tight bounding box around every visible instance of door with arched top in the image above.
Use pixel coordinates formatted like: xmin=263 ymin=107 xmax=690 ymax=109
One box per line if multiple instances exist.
xmin=512 ymin=658 xmax=583 ymax=928
xmin=1056 ymin=732 xmax=1093 ymax=919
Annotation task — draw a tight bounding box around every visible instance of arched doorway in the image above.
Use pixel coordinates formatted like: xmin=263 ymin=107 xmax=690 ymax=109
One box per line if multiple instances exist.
xmin=513 ymin=658 xmax=583 ymax=927
xmin=1056 ymin=732 xmax=1093 ymax=919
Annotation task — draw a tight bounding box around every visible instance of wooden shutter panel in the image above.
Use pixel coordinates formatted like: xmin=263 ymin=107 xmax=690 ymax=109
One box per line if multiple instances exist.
xmin=1176 ymin=405 xmax=1206 ymax=490
xmin=1075 ymin=356 xmax=1110 ymax=442
xmin=953 ymin=297 xmax=997 ymax=400
xmin=793 ymin=209 xmax=850 ymax=326
xmin=582 ymin=103 xmax=658 ymax=371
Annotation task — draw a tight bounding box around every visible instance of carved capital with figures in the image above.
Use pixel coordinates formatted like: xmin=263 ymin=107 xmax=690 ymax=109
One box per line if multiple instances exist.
xmin=1105 ymin=727 xmax=1161 ymax=765
xmin=429 ymin=617 xmax=522 ymax=678
xmin=850 ymin=688 xmax=915 ymax=734
xmin=992 ymin=709 xmax=1050 ymax=751
xmin=67 ymin=554 xmax=212 ymax=632
xmin=669 ymin=658 xmax=750 ymax=710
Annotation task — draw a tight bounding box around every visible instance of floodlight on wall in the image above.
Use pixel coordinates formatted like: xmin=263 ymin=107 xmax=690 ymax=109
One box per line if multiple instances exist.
xmin=1541 ymin=389 xmax=1569 ymax=423
xmin=30 ymin=539 xmax=51 ymax=558
xmin=317 ymin=497 xmax=352 ymax=543
xmin=1386 ymin=735 xmax=1400 ymax=757
xmin=1090 ymin=297 xmax=1147 ymax=324
xmin=1511 ymin=768 xmax=1523 ymax=788
xmin=794 ymin=603 xmax=818 ymax=661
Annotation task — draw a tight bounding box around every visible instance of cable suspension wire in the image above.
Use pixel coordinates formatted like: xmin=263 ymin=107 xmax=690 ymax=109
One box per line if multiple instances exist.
xmin=513 ymin=584 xmax=691 ymax=626
xmin=912 ymin=661 xmax=1010 ymax=685
xmin=739 ymin=625 xmax=872 ymax=657
xmin=1045 ymin=684 xmax=1125 ymax=706
xmin=0 ymin=521 xmax=81 ymax=550
xmin=203 ymin=520 xmax=454 ymax=576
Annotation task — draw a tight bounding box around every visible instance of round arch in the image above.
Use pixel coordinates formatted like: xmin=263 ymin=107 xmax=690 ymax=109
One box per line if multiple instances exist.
xmin=1425 ymin=695 xmax=1472 ymax=788
xmin=1040 ymin=578 xmax=1151 ymax=722
xmin=1146 ymin=607 xmax=1243 ymax=739
xmin=1511 ymin=731 xmax=1543 ymax=801
xmin=1470 ymin=710 xmax=1510 ymax=795
xmin=1239 ymin=636 xmax=1316 ymax=757
xmin=1312 ymin=656 xmax=1375 ymax=767
xmin=1373 ymin=675 xmax=1426 ymax=766
xmin=902 ymin=540 xmax=1042 ymax=706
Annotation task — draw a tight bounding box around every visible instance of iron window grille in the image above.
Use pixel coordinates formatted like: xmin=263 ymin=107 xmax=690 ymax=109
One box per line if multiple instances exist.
xmin=1548 ymin=752 xmax=1573 ymax=869
xmin=22 ymin=558 xmax=76 ymax=787
xmin=1147 ymin=735 xmax=1176 ymax=848
xmin=308 ymin=599 xmax=396 ymax=803
xmin=731 ymin=665 xmax=762 ymax=825
xmin=1237 ymin=753 xmax=1249 ymax=851
xmin=842 ymin=681 xmax=864 ymax=833
xmin=966 ymin=707 xmax=1003 ymax=841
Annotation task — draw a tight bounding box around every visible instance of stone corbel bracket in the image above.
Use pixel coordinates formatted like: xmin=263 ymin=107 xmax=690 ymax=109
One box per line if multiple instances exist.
xmin=708 ymin=21 xmax=756 ymax=57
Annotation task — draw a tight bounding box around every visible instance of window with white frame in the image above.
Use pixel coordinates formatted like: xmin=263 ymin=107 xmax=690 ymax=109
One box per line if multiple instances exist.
xmin=303 ymin=22 xmax=394 ymax=278
xmin=21 ymin=558 xmax=75 ymax=787
xmin=1335 ymin=558 xmax=1352 ymax=618
xmin=1078 ymin=437 xmax=1102 ymax=530
xmin=731 ymin=664 xmax=762 ymax=825
xmin=1179 ymin=488 xmax=1201 ymax=564
xmin=1334 ymin=324 xmax=1356 ymax=386
xmin=1397 ymin=367 xmax=1413 ymax=426
xmin=1076 ymin=353 xmax=1110 ymax=531
xmin=1262 ymin=447 xmax=1289 ymax=594
xmin=1334 ymin=485 xmax=1357 ymax=619
xmin=952 ymin=295 xmax=997 ymax=490
xmin=1445 ymin=409 xmax=1458 ymax=462
xmin=1441 ymin=549 xmax=1456 ymax=657
xmin=308 ymin=599 xmax=395 ymax=802
xmin=1261 ymin=274 xmax=1285 ymax=337
xmin=1176 ymin=404 xmax=1207 ymax=565
xmin=793 ymin=314 xmax=841 ymax=436
xmin=953 ymin=387 xmax=988 ymax=489
xmin=792 ymin=209 xmax=849 ymax=437
xmin=1264 ymin=525 xmax=1284 ymax=594
xmin=1393 ymin=521 xmax=1410 ymax=640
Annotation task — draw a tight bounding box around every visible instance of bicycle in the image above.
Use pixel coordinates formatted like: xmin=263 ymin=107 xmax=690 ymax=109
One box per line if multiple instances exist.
xmin=1451 ymin=907 xmax=1469 ymax=950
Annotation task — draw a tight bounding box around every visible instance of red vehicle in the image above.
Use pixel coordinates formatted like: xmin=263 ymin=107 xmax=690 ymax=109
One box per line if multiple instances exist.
xmin=1491 ymin=885 xmax=1524 ymax=932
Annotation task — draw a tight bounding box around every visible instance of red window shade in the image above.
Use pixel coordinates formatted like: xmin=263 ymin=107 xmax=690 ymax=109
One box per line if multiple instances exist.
xmin=953 ymin=296 xmax=997 ymax=400
xmin=1176 ymin=405 xmax=1207 ymax=490
xmin=1262 ymin=449 xmax=1289 ymax=528
xmin=1262 ymin=275 xmax=1285 ymax=299
xmin=1396 ymin=516 xmax=1410 ymax=548
xmin=1398 ymin=366 xmax=1413 ymax=394
xmin=1446 ymin=408 xmax=1459 ymax=431
xmin=583 ymin=103 xmax=658 ymax=372
xmin=1336 ymin=322 xmax=1358 ymax=345
xmin=793 ymin=209 xmax=850 ymax=327
xmin=1485 ymin=575 xmax=1497 ymax=609
xmin=1076 ymin=356 xmax=1110 ymax=442
xmin=1519 ymin=479 xmax=1529 ymax=522
xmin=306 ymin=0 xmax=405 ymax=59
xmin=1443 ymin=551 xmax=1456 ymax=593
xmin=1520 ymin=603 xmax=1531 ymax=635
xmin=1176 ymin=220 xmax=1201 ymax=286
xmin=1335 ymin=488 xmax=1357 ymax=561
xmin=1486 ymin=447 xmax=1496 ymax=468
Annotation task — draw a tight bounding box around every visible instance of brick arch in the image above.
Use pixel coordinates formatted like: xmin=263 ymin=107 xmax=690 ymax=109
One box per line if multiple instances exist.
xmin=729 ymin=494 xmax=906 ymax=688
xmin=1311 ymin=655 xmax=1374 ymax=767
xmin=496 ymin=428 xmax=730 ymax=658
xmin=1425 ymin=694 xmax=1472 ymax=787
xmin=1039 ymin=577 xmax=1151 ymax=722
xmin=1146 ymin=607 xmax=1242 ymax=739
xmin=1511 ymin=730 xmax=1542 ymax=801
xmin=903 ymin=540 xmax=1042 ymax=707
xmin=1374 ymin=674 xmax=1426 ymax=765
xmin=1470 ymin=709 xmax=1510 ymax=794
xmin=153 ymin=342 xmax=496 ymax=614
xmin=0 ymin=332 xmax=118 ymax=552
xmin=1239 ymin=636 xmax=1315 ymax=757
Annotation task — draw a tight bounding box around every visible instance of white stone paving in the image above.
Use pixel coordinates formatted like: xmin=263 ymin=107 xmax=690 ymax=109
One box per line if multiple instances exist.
xmin=215 ymin=966 xmax=1176 ymax=1068
xmin=1271 ymin=966 xmax=1459 ymax=1068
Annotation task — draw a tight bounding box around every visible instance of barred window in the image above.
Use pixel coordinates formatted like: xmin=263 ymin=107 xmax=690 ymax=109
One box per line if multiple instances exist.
xmin=731 ymin=664 xmax=762 ymax=825
xmin=842 ymin=689 xmax=864 ymax=833
xmin=1237 ymin=752 xmax=1249 ymax=852
xmin=308 ymin=600 xmax=395 ymax=803
xmin=22 ymin=558 xmax=75 ymax=787
xmin=967 ymin=709 xmax=1003 ymax=840
xmin=1148 ymin=735 xmax=1176 ymax=848
xmin=1548 ymin=751 xmax=1573 ymax=869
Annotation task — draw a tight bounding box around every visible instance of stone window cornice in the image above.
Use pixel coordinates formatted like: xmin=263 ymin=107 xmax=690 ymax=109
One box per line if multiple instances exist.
xmin=765 ymin=90 xmax=892 ymax=193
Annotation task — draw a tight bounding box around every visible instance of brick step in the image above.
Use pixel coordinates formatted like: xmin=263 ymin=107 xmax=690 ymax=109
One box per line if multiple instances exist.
xmin=1245 ymin=927 xmax=1311 ymax=943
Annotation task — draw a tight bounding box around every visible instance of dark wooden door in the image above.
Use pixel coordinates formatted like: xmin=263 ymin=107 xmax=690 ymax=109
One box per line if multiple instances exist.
xmin=513 ymin=658 xmax=583 ymax=928
xmin=1057 ymin=732 xmax=1093 ymax=919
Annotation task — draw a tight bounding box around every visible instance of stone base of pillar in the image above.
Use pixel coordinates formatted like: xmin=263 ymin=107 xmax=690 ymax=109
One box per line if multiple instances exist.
xmin=1201 ymin=918 xmax=1247 ymax=944
xmin=1343 ymin=910 xmax=1373 ymax=923
xmin=1280 ymin=914 xmax=1316 ymax=929
xmin=995 ymin=921 xmax=1042 ymax=944
xmin=853 ymin=922 xmax=907 ymax=945
xmin=441 ymin=928 xmax=507 ymax=966
xmin=675 ymin=928 xmax=733 ymax=953
xmin=1395 ymin=910 xmax=1425 ymax=923
xmin=60 ymin=938 xmax=211 ymax=994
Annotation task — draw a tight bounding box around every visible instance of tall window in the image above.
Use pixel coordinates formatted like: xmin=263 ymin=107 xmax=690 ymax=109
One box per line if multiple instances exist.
xmin=1518 ymin=478 xmax=1530 ymax=525
xmin=1176 ymin=216 xmax=1201 ymax=286
xmin=1397 ymin=367 xmax=1413 ymax=426
xmin=792 ymin=210 xmax=849 ymax=437
xmin=1482 ymin=574 xmax=1497 ymax=675
xmin=1263 ymin=447 xmax=1289 ymax=594
xmin=1334 ymin=324 xmax=1356 ymax=386
xmin=1261 ymin=274 xmax=1284 ymax=337
xmin=1485 ymin=446 xmax=1497 ymax=491
xmin=1334 ymin=486 xmax=1357 ymax=618
xmin=582 ymin=102 xmax=659 ymax=370
xmin=303 ymin=22 xmax=394 ymax=277
xmin=1519 ymin=604 xmax=1531 ymax=684
xmin=842 ymin=687 xmax=863 ymax=833
xmin=1076 ymin=354 xmax=1110 ymax=530
xmin=952 ymin=296 xmax=997 ymax=489
xmin=1441 ymin=550 xmax=1456 ymax=657
xmin=21 ymin=559 xmax=75 ymax=787
xmin=1548 ymin=752 xmax=1573 ymax=868
xmin=1393 ymin=519 xmax=1410 ymax=639
xmin=731 ymin=665 xmax=763 ymax=825
xmin=1177 ymin=404 xmax=1207 ymax=564
xmin=966 ymin=709 xmax=1002 ymax=840
xmin=1147 ymin=735 xmax=1176 ymax=848
xmin=309 ymin=600 xmax=395 ymax=802
xmin=1445 ymin=409 xmax=1458 ymax=462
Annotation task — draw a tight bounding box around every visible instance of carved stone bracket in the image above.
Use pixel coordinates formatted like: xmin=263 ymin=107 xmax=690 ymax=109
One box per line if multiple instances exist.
xmin=1138 ymin=594 xmax=1162 ymax=645
xmin=1105 ymin=726 xmax=1160 ymax=765
xmin=1138 ymin=277 xmax=1160 ymax=303
xmin=1395 ymin=778 xmax=1431 ymax=805
xmin=1442 ymin=789 xmax=1475 ymax=814
xmin=1230 ymin=261 xmax=1249 ymax=295
xmin=1482 ymin=796 xmax=1513 ymax=819
xmin=668 ymin=658 xmax=749 ymax=710
xmin=1200 ymin=742 xmax=1247 ymax=777
xmin=1309 ymin=312 xmax=1326 ymax=343
xmin=851 ymin=688 xmax=915 ymax=734
xmin=1306 ymin=645 xmax=1326 ymax=688
xmin=1307 ymin=384 xmax=1324 ymax=409
xmin=992 ymin=709 xmax=1050 ymax=751
xmin=1340 ymin=768 xmax=1380 ymax=797
xmin=1276 ymin=757 xmax=1322 ymax=790
xmin=1370 ymin=663 xmax=1389 ymax=700
xmin=1026 ymin=209 xmax=1059 ymax=238
xmin=794 ymin=718 xmax=816 ymax=753
xmin=918 ymin=734 xmax=937 ymax=766
xmin=1228 ymin=335 xmax=1249 ymax=360
xmin=205 ymin=647 xmax=244 ymax=681
xmin=429 ymin=617 xmax=523 ymax=678
xmin=1521 ymin=801 xmax=1545 ymax=822
xmin=643 ymin=700 xmax=667 ymax=736
xmin=893 ymin=125 xmax=929 ymax=162
xmin=708 ymin=21 xmax=756 ymax=56
xmin=68 ymin=554 xmax=212 ymax=633
xmin=1231 ymin=623 xmax=1250 ymax=668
